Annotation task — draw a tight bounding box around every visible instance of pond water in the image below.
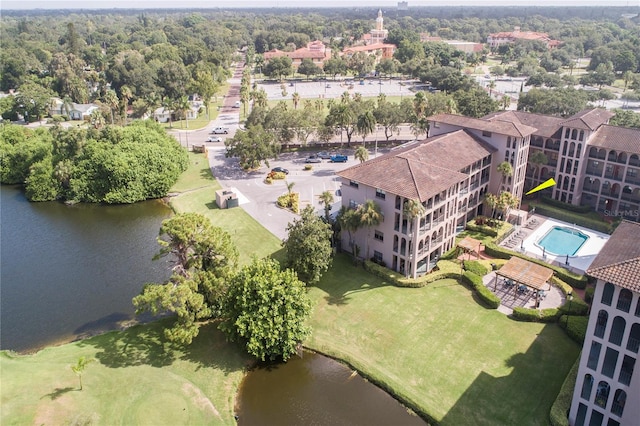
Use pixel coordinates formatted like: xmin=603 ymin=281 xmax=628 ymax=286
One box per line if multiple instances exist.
xmin=236 ymin=351 xmax=427 ymax=426
xmin=0 ymin=185 xmax=172 ymax=352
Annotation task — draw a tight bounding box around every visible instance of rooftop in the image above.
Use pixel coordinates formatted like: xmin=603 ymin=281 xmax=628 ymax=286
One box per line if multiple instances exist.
xmin=587 ymin=125 xmax=640 ymax=155
xmin=587 ymin=220 xmax=640 ymax=293
xmin=429 ymin=113 xmax=538 ymax=138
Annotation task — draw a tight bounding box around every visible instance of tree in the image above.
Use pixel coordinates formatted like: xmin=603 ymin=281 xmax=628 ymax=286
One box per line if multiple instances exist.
xmin=375 ymin=58 xmax=398 ymax=78
xmin=354 ymin=145 xmax=369 ymax=164
xmin=283 ymin=205 xmax=333 ymax=284
xmin=497 ymin=161 xmax=513 ymax=184
xmin=318 ymin=190 xmax=334 ymax=223
xmin=220 ymin=257 xmax=312 ymax=361
xmin=356 ymin=110 xmax=376 ymax=144
xmin=297 ymin=58 xmax=321 ymax=79
xmin=337 ymin=205 xmax=361 ymax=259
xmin=225 ymin=124 xmax=279 ymax=170
xmin=323 ymin=57 xmax=347 ymax=80
xmin=263 ymin=57 xmax=293 ymax=80
xmin=103 ymin=90 xmax=119 ymax=125
xmin=485 ymin=193 xmax=498 ymax=219
xmin=496 ymin=191 xmax=519 ymax=221
xmin=528 ymin=151 xmax=548 ymax=180
xmin=71 ymin=356 xmax=95 ymax=391
xmin=133 ymin=213 xmax=238 ymax=344
xmin=357 ymin=199 xmax=382 ymax=260
xmin=14 ymin=81 xmax=55 ymax=122
xmin=292 ymin=92 xmax=300 ymax=110
xmin=453 ymin=88 xmax=498 ymax=118
xmin=175 ymin=96 xmax=191 ymax=129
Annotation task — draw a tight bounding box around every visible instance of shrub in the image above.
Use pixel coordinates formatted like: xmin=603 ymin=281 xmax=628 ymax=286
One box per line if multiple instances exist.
xmin=461 ymin=271 xmax=500 ymax=309
xmin=276 ymin=192 xmax=299 ymax=213
xmin=528 ymin=203 xmax=612 ymax=234
xmin=265 ymin=177 xmax=273 ymax=185
xmin=303 ymin=164 xmax=312 ymax=171
xmin=268 ymin=171 xmax=287 ymax=180
xmin=463 ymin=260 xmax=488 ymax=276
xmin=549 ymin=357 xmax=579 ymax=426
xmin=363 ymin=259 xmax=461 ymax=288
xmin=512 ymin=307 xmax=561 ymax=323
xmin=559 ymin=315 xmax=588 ymax=344
xmin=584 ymin=287 xmax=595 ymax=304
xmin=540 ymin=196 xmax=593 ymax=214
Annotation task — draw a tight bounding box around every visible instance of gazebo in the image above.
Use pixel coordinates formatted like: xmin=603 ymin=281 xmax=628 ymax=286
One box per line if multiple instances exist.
xmin=493 ymin=257 xmax=553 ymax=307
xmin=457 ymin=236 xmax=483 ymax=260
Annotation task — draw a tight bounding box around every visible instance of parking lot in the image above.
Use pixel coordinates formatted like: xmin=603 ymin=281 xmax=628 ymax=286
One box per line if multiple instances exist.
xmin=206 ymin=140 xmax=362 ymax=239
xmin=258 ymin=78 xmax=417 ymax=101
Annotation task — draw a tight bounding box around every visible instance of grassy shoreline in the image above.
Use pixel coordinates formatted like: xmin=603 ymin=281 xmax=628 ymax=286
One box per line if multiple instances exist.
xmin=1 ymin=151 xmax=580 ymax=425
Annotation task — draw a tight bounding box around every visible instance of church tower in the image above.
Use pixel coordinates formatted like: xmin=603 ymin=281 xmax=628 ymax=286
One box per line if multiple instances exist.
xmin=370 ymin=9 xmax=388 ymax=44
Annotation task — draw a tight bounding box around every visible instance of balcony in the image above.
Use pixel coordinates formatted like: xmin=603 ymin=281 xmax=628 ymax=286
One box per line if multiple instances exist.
xmin=625 ymin=176 xmax=640 ymax=185
xmin=620 ymin=193 xmax=640 ymax=204
xmin=604 ymin=172 xmax=624 ymax=182
xmin=459 ymin=188 xmax=469 ymax=195
xmin=586 ymin=166 xmax=603 ymax=177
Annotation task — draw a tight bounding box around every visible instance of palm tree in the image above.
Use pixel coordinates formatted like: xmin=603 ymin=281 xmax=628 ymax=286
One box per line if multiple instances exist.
xmin=403 ymin=198 xmax=425 ymax=236
xmin=292 ymin=92 xmax=300 ymax=110
xmin=497 ymin=161 xmax=513 ymax=184
xmin=354 ymin=145 xmax=369 ymax=163
xmin=340 ymin=91 xmax=351 ymax=104
xmin=356 ymin=111 xmax=376 ymax=145
xmin=161 ymin=96 xmax=174 ymax=128
xmin=286 ymin=180 xmax=295 ymax=195
xmin=175 ymin=96 xmax=191 ymax=129
xmin=500 ymin=95 xmax=511 ymax=111
xmin=319 ymin=190 xmax=334 ymax=223
xmin=337 ymin=206 xmax=361 ymax=260
xmin=528 ymin=151 xmax=548 ymax=181
xmin=357 ymin=199 xmax=382 ymax=260
xmin=488 ymin=80 xmax=496 ymax=97
xmin=103 ymin=89 xmax=119 ymax=125
xmin=89 ymin=109 xmax=105 ymax=129
xmin=120 ymin=85 xmax=132 ymax=122
xmin=71 ymin=356 xmax=95 ymax=390
xmin=485 ymin=192 xmax=498 ymax=219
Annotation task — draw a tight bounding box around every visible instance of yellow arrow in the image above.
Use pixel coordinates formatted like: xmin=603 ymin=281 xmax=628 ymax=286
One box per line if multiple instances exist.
xmin=526 ymin=178 xmax=556 ymax=196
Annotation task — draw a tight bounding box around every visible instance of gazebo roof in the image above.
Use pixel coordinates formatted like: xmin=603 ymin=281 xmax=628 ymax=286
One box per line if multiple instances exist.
xmin=457 ymin=236 xmax=483 ymax=253
xmin=496 ymin=257 xmax=553 ymax=291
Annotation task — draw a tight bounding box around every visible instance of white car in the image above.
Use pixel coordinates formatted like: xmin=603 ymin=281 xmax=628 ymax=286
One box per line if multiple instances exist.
xmin=206 ymin=136 xmax=223 ymax=142
xmin=210 ymin=127 xmax=229 ymax=134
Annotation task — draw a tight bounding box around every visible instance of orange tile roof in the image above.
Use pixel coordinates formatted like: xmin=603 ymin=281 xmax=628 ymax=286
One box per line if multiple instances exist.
xmin=429 ymin=113 xmax=537 ymax=138
xmin=588 ymin=125 xmax=640 ymax=155
xmin=560 ymin=108 xmax=615 ymax=131
xmin=587 ymin=221 xmax=640 ymax=293
xmin=337 ymin=130 xmax=495 ymax=202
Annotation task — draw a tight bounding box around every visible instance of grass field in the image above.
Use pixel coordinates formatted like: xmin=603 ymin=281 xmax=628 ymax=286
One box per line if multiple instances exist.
xmin=306 ymin=255 xmax=581 ymax=425
xmin=0 ymin=319 xmax=249 ymax=425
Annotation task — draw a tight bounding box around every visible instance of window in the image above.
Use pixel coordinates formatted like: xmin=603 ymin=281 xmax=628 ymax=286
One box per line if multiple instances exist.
xmin=482 ymin=130 xmax=492 ymax=137
xmin=594 ymin=381 xmax=610 ymax=408
xmin=349 ymin=180 xmax=359 ymax=188
xmin=374 ymin=230 xmax=384 ymax=242
xmin=618 ymin=355 xmax=635 ymax=386
xmin=507 ymin=137 xmax=511 ymax=148
xmin=373 ymin=250 xmax=383 ymax=263
xmin=611 ymin=389 xmax=626 ymax=417
xmin=595 ymin=310 xmax=608 ymax=338
xmin=375 ymin=188 xmax=386 ymax=200
xmin=581 ymin=374 xmax=594 ymax=401
xmin=628 ymin=324 xmax=640 ymax=353
xmin=587 ymin=341 xmax=602 ymax=370
xmin=601 ymin=283 xmax=615 ymax=306
xmin=575 ymin=403 xmax=587 ymax=426
xmin=588 ymin=410 xmax=604 ymax=426
xmin=601 ymin=347 xmax=618 ymax=378
xmin=349 ymin=200 xmax=359 ymax=209
xmin=616 ymin=289 xmax=632 ymax=313
xmin=608 ymin=317 xmax=626 ymax=346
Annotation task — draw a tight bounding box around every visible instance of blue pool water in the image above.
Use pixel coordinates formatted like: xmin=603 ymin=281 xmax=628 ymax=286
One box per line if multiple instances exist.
xmin=536 ymin=226 xmax=589 ymax=256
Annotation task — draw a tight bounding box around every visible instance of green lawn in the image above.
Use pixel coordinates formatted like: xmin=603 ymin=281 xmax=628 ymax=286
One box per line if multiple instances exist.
xmin=168 ymin=152 xmax=283 ymax=265
xmin=0 ymin=319 xmax=249 ymax=426
xmin=306 ymin=255 xmax=581 ymax=425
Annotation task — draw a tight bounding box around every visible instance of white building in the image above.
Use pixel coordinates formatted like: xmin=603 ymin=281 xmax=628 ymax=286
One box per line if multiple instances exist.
xmin=568 ymin=220 xmax=640 ymax=426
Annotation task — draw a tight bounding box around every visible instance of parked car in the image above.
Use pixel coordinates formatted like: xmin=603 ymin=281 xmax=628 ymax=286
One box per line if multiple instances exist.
xmin=210 ymin=127 xmax=229 ymax=134
xmin=233 ymin=101 xmax=241 ymax=108
xmin=317 ymin=151 xmax=332 ymax=159
xmin=271 ymin=167 xmax=289 ymax=174
xmin=305 ymin=155 xmax=322 ymax=163
xmin=206 ymin=136 xmax=223 ymax=142
xmin=330 ymin=154 xmax=348 ymax=163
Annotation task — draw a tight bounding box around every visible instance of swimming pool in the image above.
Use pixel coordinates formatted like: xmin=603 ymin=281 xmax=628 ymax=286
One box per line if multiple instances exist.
xmin=536 ymin=226 xmax=589 ymax=256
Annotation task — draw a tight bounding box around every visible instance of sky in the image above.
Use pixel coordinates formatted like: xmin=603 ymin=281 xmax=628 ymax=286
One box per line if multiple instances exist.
xmin=2 ymin=0 xmax=637 ymax=9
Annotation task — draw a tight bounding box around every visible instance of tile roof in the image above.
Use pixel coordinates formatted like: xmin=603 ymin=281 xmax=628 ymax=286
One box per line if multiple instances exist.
xmin=428 ymin=113 xmax=537 ymax=138
xmin=264 ymin=47 xmax=327 ymax=61
xmin=587 ymin=220 xmax=640 ymax=293
xmin=485 ymin=110 xmax=564 ymax=138
xmin=588 ymin=125 xmax=640 ymax=155
xmin=337 ymin=130 xmax=495 ymax=202
xmin=560 ymin=108 xmax=614 ymax=131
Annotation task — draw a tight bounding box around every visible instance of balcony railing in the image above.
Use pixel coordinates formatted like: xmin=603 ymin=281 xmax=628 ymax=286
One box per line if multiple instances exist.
xmin=586 ymin=167 xmax=603 ymax=177
xmin=604 ymin=172 xmax=623 ymax=182
xmin=625 ymin=176 xmax=640 ymax=185
xmin=620 ymin=193 xmax=640 ymax=204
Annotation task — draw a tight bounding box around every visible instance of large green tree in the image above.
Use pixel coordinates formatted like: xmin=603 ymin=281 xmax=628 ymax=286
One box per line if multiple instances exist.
xmin=283 ymin=205 xmax=333 ymax=284
xmin=220 ymin=257 xmax=312 ymax=361
xmin=133 ymin=213 xmax=238 ymax=345
xmin=224 ymin=124 xmax=279 ymax=170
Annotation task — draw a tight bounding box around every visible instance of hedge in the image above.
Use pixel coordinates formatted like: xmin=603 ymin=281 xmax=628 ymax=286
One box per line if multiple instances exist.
xmin=484 ymin=242 xmax=588 ymax=289
xmin=461 ymin=271 xmax=501 ymax=309
xmin=559 ymin=315 xmax=589 ymax=345
xmin=463 ymin=260 xmax=488 ymax=276
xmin=584 ymin=287 xmax=595 ymax=304
xmin=540 ymin=196 xmax=593 ymax=214
xmin=549 ymin=356 xmax=580 ymax=426
xmin=363 ymin=259 xmax=461 ymax=288
xmin=512 ymin=307 xmax=561 ymax=323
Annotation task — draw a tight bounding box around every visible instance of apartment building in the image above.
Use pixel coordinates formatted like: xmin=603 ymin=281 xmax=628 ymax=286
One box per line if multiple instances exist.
xmin=568 ymin=220 xmax=640 ymax=426
xmin=487 ymin=26 xmax=562 ymax=50
xmin=337 ymin=130 xmax=495 ymax=278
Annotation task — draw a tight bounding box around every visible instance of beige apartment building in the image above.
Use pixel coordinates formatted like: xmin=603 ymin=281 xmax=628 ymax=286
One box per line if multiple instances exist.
xmin=336 ymin=108 xmax=640 ymax=279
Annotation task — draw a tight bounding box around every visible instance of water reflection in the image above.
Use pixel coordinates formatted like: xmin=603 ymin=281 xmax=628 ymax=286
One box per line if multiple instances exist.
xmin=237 ymin=352 xmax=426 ymax=426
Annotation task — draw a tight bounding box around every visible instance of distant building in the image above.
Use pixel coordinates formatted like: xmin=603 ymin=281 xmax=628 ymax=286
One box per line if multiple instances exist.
xmin=397 ymin=1 xmax=408 ymax=11
xmin=369 ymin=9 xmax=389 ymax=45
xmin=263 ymin=40 xmax=331 ymax=68
xmin=487 ymin=27 xmax=561 ymax=50
xmin=419 ymin=34 xmax=484 ymax=54
xmin=568 ymin=220 xmax=639 ymax=426
xmin=342 ymin=43 xmax=396 ymax=61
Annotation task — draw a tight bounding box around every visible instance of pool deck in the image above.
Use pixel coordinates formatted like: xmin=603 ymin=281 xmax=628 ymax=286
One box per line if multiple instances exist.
xmin=499 ymin=214 xmax=610 ymax=274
